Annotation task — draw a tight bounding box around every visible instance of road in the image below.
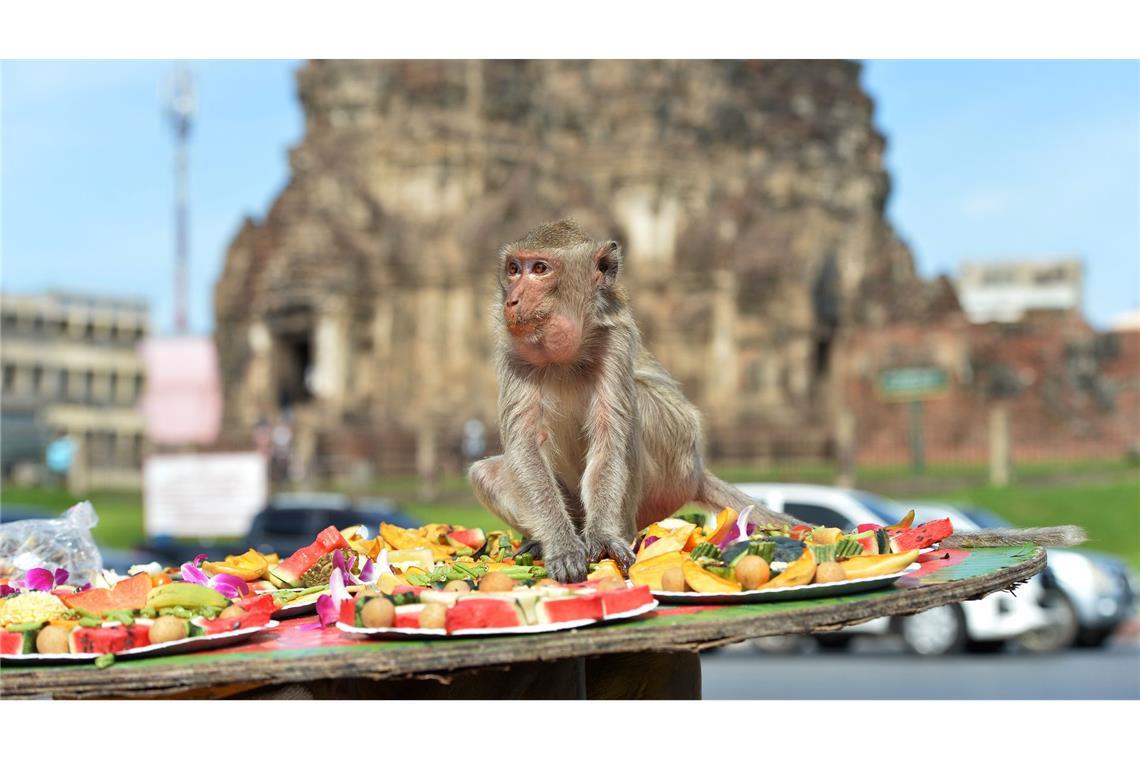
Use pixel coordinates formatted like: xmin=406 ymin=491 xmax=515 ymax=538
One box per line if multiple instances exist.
xmin=700 ymin=642 xmax=1140 ymax=699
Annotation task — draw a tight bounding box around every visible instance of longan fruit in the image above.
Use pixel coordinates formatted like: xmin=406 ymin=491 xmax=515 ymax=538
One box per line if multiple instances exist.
xmin=442 ymin=580 xmax=471 ymax=594
xmin=360 ymin=597 xmax=396 ymax=628
xmin=815 ymin=561 xmax=846 ymax=584
xmin=661 ymin=566 xmax=687 ymax=592
xmin=218 ymin=605 xmax=246 ymax=619
xmin=35 ymin=625 xmax=71 ymax=654
xmin=734 ymin=555 xmax=771 ymax=590
xmin=478 ymin=572 xmax=516 ymax=593
xmin=419 ymin=602 xmax=448 ymax=629
xmin=149 ymin=615 xmax=190 ymax=644
xmin=533 ymin=578 xmax=560 ymax=588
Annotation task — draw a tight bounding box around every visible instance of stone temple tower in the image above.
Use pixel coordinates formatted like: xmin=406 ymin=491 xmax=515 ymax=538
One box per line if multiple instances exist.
xmin=214 ymin=60 xmax=938 ymax=481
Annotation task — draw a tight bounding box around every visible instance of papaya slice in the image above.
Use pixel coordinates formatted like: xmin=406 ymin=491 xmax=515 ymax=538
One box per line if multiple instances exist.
xmin=681 ymin=559 xmax=742 ymax=593
xmin=637 ymin=523 xmax=695 ymax=561
xmin=202 ymin=548 xmax=270 ymax=581
xmin=628 ymin=551 xmax=686 ymax=589
xmin=109 ymin=572 xmax=153 ymax=609
xmin=839 ymin=549 xmax=919 ymax=579
xmin=587 ymin=559 xmax=624 ymax=582
xmin=758 ymin=547 xmax=816 ymax=589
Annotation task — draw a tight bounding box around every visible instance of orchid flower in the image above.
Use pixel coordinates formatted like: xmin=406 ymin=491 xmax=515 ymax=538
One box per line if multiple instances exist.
xmin=180 ymin=553 xmax=250 ymax=599
xmin=7 ymin=566 xmax=70 ymax=593
xmin=315 ymin=567 xmax=351 ymax=627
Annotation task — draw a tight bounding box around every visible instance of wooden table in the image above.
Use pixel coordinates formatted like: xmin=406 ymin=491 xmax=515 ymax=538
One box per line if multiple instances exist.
xmin=0 ymin=545 xmax=1044 ymax=699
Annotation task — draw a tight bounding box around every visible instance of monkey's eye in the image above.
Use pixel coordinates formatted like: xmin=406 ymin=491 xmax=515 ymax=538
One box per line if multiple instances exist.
xmin=532 ymin=261 xmax=549 ymax=275
xmin=507 ymin=261 xmax=520 ymax=276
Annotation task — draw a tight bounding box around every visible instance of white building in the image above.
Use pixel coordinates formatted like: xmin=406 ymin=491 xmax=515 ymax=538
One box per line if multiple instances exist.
xmin=956 ymin=258 xmax=1083 ymax=324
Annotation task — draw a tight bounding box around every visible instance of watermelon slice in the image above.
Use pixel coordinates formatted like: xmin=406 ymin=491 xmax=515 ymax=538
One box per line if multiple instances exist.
xmin=445 ymin=598 xmax=522 ymax=632
xmin=192 ymin=610 xmax=272 ymax=636
xmin=1 ymin=628 xmax=37 ymax=655
xmin=395 ymin=605 xmax=424 ymax=629
xmin=536 ymin=594 xmax=603 ymax=624
xmin=69 ymin=624 xmax=151 ymax=654
xmin=270 ymin=526 xmax=350 ymax=587
xmin=891 ymin=518 xmax=954 ymax=551
xmin=597 ymin=585 xmax=653 ymax=617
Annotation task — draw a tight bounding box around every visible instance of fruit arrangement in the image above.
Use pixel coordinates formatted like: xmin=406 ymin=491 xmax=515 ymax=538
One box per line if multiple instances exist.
xmin=629 ymin=506 xmax=951 ymax=595
xmin=0 ymin=570 xmax=275 ymax=662
xmin=336 ymin=575 xmax=656 ymax=636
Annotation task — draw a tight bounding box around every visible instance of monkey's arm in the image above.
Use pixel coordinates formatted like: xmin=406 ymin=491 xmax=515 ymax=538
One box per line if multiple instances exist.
xmin=501 ymin=385 xmax=590 ymax=583
xmin=579 ymin=357 xmax=640 ymax=570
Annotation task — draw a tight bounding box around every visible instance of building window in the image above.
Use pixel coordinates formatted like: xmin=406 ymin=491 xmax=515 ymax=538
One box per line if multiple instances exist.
xmin=31 ymin=365 xmax=43 ymax=396
xmin=2 ymin=364 xmax=14 ymax=393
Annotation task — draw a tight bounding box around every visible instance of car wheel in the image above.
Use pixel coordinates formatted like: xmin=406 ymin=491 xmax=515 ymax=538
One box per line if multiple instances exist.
xmin=897 ymin=604 xmax=966 ymax=656
xmin=1019 ymin=589 xmax=1079 ymax=653
xmin=1074 ymin=626 xmax=1115 ymax=649
xmin=751 ymin=635 xmax=809 ymax=654
xmin=814 ymin=634 xmax=854 ymax=652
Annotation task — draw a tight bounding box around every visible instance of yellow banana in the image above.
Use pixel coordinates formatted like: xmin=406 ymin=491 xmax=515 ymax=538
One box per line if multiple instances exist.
xmin=146 ymin=582 xmax=229 ymax=610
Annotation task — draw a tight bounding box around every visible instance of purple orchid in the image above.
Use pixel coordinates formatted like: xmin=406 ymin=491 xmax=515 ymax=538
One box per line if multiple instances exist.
xmin=332 ymin=549 xmax=383 ymax=586
xmin=716 ymin=504 xmax=759 ymax=548
xmin=9 ymin=566 xmax=70 ymax=593
xmin=315 ymin=567 xmax=350 ymax=627
xmin=180 ymin=554 xmax=250 ymax=599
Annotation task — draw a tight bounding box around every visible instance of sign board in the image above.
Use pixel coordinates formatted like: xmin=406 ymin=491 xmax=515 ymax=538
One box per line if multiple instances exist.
xmin=144 ymin=452 xmax=268 ymax=537
xmin=877 ymin=367 xmax=949 ymax=402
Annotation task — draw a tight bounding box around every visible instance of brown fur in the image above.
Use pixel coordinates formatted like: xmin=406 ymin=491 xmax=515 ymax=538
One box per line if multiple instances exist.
xmin=469 ymin=220 xmax=791 ymax=582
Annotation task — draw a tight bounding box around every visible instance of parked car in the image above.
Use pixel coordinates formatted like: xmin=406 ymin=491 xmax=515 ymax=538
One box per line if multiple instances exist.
xmin=144 ymin=491 xmax=421 ymax=567
xmin=732 ymin=484 xmax=1052 ymax=655
xmin=962 ymin=506 xmax=1135 ymax=650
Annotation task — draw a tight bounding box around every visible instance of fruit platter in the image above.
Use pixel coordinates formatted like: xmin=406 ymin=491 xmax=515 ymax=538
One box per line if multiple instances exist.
xmin=629 ymin=506 xmax=952 ymax=604
xmin=0 ymin=571 xmax=279 ymax=666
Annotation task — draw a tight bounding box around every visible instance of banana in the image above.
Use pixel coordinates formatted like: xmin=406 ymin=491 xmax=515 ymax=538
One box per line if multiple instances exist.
xmin=839 ymin=549 xmax=920 ymax=580
xmin=146 ymin=582 xmax=229 ymax=610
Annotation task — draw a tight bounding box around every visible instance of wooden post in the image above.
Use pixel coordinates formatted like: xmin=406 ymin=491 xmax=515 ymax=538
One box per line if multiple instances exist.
xmin=835 ymin=409 xmax=856 ymax=488
xmin=417 ymin=424 xmax=440 ymax=501
xmin=908 ymin=399 xmax=925 ymax=475
xmin=989 ymin=403 xmax=1012 ymax=486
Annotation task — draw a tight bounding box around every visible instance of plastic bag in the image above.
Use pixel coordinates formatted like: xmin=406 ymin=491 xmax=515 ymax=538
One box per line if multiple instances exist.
xmin=0 ymin=501 xmax=104 ymax=585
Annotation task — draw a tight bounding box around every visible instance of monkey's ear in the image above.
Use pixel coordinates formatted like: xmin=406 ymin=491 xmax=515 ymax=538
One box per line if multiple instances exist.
xmin=593 ymin=241 xmax=622 ymax=289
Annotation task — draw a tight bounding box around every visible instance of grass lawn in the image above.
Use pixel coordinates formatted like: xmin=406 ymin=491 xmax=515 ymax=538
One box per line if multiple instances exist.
xmin=3 ymin=458 xmax=1136 ymax=568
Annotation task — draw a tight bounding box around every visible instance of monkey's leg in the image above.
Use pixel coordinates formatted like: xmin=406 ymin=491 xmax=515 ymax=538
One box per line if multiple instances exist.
xmin=468 ymin=454 xmax=587 ymax=582
xmin=579 ymin=384 xmax=640 ymax=571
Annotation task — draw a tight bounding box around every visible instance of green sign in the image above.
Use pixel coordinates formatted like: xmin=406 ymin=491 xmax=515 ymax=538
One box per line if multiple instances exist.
xmin=878 ymin=367 xmax=949 ymax=401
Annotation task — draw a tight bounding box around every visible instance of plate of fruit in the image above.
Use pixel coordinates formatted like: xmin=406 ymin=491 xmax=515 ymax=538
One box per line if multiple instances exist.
xmin=630 ymin=507 xmax=950 ymax=604
xmin=336 ymin=575 xmax=658 ymax=639
xmin=1 ymin=575 xmax=279 ymax=665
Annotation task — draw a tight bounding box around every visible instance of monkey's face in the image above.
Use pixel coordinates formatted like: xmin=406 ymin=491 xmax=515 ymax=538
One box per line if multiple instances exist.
xmin=501 ymin=251 xmax=584 ymax=365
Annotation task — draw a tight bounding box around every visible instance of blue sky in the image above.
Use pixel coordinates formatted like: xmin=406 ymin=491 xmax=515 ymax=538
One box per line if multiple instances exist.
xmin=2 ymin=60 xmax=1137 ymax=333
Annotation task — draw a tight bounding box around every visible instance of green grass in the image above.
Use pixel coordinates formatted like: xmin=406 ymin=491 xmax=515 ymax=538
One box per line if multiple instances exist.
xmin=911 ymin=477 xmax=1140 ymax=568
xmin=1 ymin=485 xmax=147 ymax=550
xmin=4 ymin=458 xmax=1137 ymax=568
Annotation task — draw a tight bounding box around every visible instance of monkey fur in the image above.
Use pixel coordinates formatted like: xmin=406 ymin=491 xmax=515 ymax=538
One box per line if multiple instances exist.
xmin=468 ymin=220 xmax=793 ymax=583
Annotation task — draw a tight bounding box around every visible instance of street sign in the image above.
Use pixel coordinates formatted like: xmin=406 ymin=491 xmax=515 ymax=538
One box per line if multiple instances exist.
xmin=878 ymin=367 xmax=949 ymax=401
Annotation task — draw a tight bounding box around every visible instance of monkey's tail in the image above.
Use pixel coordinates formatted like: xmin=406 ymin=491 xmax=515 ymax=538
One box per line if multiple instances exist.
xmin=940 ymin=525 xmax=1086 ymax=549
xmin=695 ymin=470 xmax=795 ymax=527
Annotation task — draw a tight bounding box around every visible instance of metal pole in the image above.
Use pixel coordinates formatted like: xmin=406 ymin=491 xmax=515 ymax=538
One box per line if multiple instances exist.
xmin=174 ymin=134 xmax=188 ymax=334
xmin=909 ymin=399 xmax=925 ymax=475
xmin=165 ymin=67 xmax=195 ymax=335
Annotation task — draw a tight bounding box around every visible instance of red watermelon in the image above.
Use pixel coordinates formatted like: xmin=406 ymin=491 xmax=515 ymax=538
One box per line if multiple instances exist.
xmin=892 ymin=518 xmax=954 ymax=551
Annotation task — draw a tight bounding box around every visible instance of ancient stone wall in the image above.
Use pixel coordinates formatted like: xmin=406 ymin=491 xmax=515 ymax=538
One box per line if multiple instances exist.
xmin=215 ymin=60 xmax=937 ymax=477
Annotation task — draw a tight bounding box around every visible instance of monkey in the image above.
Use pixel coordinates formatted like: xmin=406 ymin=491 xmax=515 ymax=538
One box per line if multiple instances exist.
xmin=467 ymin=220 xmax=799 ymax=583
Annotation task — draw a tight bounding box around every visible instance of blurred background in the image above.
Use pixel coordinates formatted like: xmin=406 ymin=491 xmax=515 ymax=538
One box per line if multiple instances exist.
xmin=1 ymin=60 xmax=1137 ymax=690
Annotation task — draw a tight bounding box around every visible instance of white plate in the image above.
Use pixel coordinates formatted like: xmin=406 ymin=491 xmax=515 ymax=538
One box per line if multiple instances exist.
xmin=650 ymin=566 xmax=917 ymax=604
xmin=0 ymin=620 xmax=279 ymax=665
xmin=337 ymin=599 xmax=658 ymax=640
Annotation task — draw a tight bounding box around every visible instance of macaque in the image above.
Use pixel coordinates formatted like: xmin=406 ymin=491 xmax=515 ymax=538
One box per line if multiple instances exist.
xmin=468 ymin=220 xmax=795 ymax=583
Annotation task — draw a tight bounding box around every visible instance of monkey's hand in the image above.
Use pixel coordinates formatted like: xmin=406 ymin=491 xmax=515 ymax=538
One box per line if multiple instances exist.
xmin=543 ymin=537 xmax=589 ymax=584
xmin=584 ymin=528 xmax=637 ymax=572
